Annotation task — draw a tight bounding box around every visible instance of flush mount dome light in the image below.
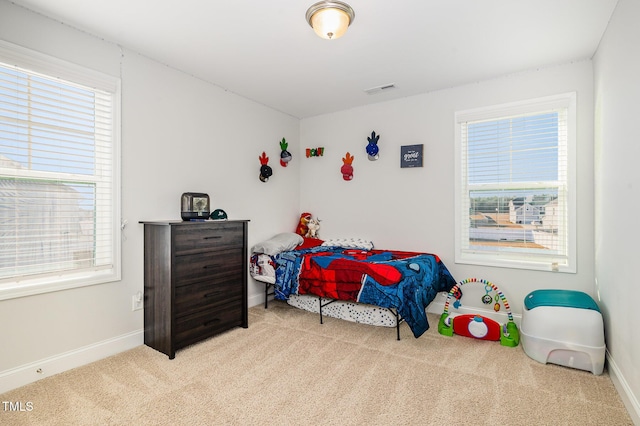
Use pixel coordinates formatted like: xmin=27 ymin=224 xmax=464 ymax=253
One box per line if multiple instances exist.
xmin=305 ymin=1 xmax=355 ymax=40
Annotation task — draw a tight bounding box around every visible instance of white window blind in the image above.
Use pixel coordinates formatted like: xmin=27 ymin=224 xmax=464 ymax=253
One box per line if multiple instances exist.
xmin=455 ymin=93 xmax=576 ymax=272
xmin=0 ymin=41 xmax=121 ymax=298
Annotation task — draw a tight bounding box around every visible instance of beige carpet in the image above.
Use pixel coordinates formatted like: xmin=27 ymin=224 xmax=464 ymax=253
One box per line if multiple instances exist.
xmin=1 ymin=301 xmax=633 ymax=425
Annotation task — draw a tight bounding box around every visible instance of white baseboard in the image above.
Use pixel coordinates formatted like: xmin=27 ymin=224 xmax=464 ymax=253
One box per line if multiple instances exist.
xmin=606 ymin=351 xmax=640 ymax=425
xmin=248 ymin=292 xmax=268 ymax=308
xmin=0 ymin=329 xmax=143 ymax=395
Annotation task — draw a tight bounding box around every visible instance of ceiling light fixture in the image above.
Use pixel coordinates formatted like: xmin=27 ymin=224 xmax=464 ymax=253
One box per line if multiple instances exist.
xmin=305 ymin=1 xmax=355 ymax=40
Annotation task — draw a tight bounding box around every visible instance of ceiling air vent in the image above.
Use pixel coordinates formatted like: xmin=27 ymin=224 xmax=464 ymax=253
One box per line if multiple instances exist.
xmin=364 ymin=83 xmax=397 ymax=95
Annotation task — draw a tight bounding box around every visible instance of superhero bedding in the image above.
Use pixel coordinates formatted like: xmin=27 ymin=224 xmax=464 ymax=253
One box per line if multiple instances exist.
xmin=250 ymin=234 xmax=456 ymax=338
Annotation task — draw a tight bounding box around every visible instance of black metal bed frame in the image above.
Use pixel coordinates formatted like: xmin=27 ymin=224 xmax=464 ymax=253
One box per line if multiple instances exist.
xmin=264 ymin=282 xmax=275 ymax=309
xmin=263 ymin=282 xmax=404 ymax=340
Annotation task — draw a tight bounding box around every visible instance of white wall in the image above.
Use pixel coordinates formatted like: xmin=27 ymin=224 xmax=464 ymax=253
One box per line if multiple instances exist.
xmin=593 ymin=0 xmax=640 ymax=421
xmin=299 ymin=61 xmax=595 ymax=316
xmin=0 ymin=0 xmax=300 ymax=391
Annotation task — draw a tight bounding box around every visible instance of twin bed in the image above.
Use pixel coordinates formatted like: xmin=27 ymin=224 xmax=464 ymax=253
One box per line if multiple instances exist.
xmin=250 ymin=233 xmax=456 ymax=339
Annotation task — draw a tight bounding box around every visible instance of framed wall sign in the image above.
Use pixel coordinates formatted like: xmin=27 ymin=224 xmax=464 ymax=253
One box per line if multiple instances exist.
xmin=400 ymin=144 xmax=423 ymax=168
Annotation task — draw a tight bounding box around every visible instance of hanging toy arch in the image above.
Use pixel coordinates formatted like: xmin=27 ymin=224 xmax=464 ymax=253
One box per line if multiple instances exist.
xmin=438 ymin=278 xmax=520 ymax=347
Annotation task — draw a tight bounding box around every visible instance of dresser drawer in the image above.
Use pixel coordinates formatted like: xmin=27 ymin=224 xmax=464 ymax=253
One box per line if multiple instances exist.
xmin=173 ymin=223 xmax=243 ymax=255
xmin=175 ymin=299 xmax=243 ymax=346
xmin=174 ymin=277 xmax=243 ymax=316
xmin=174 ymin=248 xmax=243 ymax=287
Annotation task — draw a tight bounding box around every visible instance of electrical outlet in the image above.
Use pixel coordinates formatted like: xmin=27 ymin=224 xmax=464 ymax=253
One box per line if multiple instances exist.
xmin=132 ymin=291 xmax=143 ymax=311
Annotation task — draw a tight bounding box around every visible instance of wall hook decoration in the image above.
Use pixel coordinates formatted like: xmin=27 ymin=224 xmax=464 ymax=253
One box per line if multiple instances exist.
xmin=341 ymin=152 xmax=354 ymax=181
xmin=259 ymin=152 xmax=273 ymax=182
xmin=279 ymin=138 xmax=292 ymax=167
xmin=366 ymin=131 xmax=380 ymax=160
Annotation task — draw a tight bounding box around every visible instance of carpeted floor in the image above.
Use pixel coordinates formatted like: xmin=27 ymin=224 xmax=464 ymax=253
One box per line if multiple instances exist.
xmin=0 ymin=301 xmax=633 ymax=425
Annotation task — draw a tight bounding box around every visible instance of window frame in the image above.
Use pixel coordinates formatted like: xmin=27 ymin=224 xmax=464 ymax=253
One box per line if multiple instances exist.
xmin=0 ymin=40 xmax=121 ymax=300
xmin=454 ymin=93 xmax=577 ymax=273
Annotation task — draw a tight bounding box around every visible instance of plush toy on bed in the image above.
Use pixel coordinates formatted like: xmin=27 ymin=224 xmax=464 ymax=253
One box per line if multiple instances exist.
xmin=296 ymin=212 xmax=312 ymax=236
xmin=305 ymin=217 xmax=320 ymax=238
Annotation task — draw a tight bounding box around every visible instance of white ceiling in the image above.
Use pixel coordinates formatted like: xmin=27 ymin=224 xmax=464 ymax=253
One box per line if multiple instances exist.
xmin=10 ymin=0 xmax=618 ymax=118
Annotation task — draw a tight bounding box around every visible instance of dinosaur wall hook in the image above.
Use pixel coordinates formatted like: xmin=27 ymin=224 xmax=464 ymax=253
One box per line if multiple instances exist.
xmin=341 ymin=152 xmax=354 ymax=181
xmin=366 ymin=131 xmax=380 ymax=160
xmin=259 ymin=152 xmax=272 ymax=182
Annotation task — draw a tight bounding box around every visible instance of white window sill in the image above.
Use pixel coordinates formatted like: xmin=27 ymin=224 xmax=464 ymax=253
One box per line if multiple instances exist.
xmin=455 ymin=254 xmax=576 ymax=273
xmin=0 ymin=268 xmax=121 ymax=301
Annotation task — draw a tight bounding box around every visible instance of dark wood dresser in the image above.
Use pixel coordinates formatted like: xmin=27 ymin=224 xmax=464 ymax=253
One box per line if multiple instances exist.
xmin=140 ymin=220 xmax=249 ymax=359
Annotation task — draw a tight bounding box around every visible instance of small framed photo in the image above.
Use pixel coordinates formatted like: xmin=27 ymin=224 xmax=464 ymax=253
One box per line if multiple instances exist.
xmin=400 ymin=144 xmax=423 ymax=168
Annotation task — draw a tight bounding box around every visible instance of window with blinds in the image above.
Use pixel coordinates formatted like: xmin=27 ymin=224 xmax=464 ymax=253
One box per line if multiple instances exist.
xmin=454 ymin=93 xmax=576 ymax=272
xmin=0 ymin=41 xmax=121 ymax=299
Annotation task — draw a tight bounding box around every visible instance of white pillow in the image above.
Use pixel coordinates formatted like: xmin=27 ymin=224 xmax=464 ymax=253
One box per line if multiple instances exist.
xmin=251 ymin=232 xmax=303 ymax=255
xmin=321 ymin=238 xmax=374 ymax=251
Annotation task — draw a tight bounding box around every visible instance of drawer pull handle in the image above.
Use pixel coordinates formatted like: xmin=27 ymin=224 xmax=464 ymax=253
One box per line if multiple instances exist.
xmin=203 ymin=236 xmax=222 ymax=240
xmin=203 ymin=318 xmax=221 ymax=327
xmin=204 ymin=291 xmax=222 ymax=298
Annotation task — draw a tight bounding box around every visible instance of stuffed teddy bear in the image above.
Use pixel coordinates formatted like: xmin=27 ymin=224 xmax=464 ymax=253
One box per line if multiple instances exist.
xmin=305 ymin=217 xmax=320 ymax=239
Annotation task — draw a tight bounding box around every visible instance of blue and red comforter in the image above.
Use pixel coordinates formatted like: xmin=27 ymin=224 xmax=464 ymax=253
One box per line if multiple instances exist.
xmin=273 ymin=246 xmax=456 ymax=337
